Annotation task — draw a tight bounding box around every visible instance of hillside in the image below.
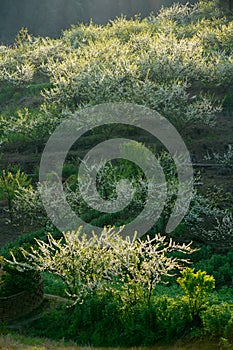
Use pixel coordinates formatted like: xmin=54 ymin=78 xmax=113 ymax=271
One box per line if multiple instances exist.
xmin=0 ymin=1 xmax=233 ymax=347
xmin=0 ymin=0 xmax=233 ymax=245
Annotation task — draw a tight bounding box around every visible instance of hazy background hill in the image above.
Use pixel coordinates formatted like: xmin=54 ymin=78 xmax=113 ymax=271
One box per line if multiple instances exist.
xmin=0 ymin=0 xmax=196 ymax=44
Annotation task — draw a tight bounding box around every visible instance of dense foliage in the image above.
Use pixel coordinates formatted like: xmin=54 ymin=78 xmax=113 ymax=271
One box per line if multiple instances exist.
xmin=2 ymin=0 xmax=233 ymax=145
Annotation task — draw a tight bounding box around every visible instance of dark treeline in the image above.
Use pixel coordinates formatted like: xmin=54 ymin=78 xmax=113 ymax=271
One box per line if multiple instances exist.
xmin=0 ymin=0 xmax=195 ymax=44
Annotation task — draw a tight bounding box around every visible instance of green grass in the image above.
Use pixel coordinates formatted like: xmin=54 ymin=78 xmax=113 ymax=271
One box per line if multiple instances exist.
xmin=0 ymin=332 xmax=79 ymax=350
xmin=0 ymin=332 xmax=226 ymax=350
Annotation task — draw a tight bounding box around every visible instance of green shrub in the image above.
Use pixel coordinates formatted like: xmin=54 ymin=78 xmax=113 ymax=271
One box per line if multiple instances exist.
xmin=201 ymin=303 xmax=232 ymax=337
xmin=224 ymin=316 xmax=233 ymax=340
xmin=23 ymin=294 xmax=190 ymax=345
xmin=0 ymin=255 xmax=40 ymax=297
xmin=62 ymin=163 xmax=79 ymax=179
xmin=25 ymin=296 xmax=122 ymax=345
xmin=42 ymin=272 xmax=67 ymax=298
xmin=177 ymin=268 xmax=215 ymax=320
xmin=154 ymin=296 xmax=192 ymax=339
xmin=195 ymin=252 xmax=233 ymax=287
